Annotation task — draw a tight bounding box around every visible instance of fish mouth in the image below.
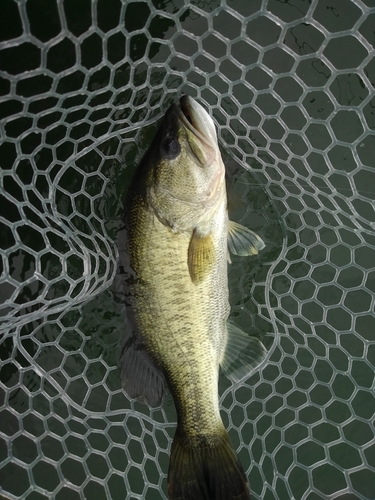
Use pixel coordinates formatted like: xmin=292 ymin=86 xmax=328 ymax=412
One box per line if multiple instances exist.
xmin=178 ymin=95 xmax=218 ymax=152
xmin=178 ymin=96 xmax=224 ymax=205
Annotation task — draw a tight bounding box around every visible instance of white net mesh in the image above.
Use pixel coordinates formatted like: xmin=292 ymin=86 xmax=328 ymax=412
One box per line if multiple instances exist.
xmin=1 ymin=0 xmax=375 ymax=498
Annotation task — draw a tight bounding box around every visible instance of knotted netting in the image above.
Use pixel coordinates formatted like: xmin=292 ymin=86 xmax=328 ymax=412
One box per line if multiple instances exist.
xmin=1 ymin=0 xmax=374 ymax=498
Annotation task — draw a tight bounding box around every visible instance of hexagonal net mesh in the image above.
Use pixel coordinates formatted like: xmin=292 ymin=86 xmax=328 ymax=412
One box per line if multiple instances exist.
xmin=0 ymin=0 xmax=374 ymax=498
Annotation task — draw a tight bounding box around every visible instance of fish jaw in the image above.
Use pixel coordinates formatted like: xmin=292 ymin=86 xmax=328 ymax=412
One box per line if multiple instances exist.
xmin=179 ymin=95 xmax=218 ymax=153
xmin=178 ymin=95 xmax=225 ymax=203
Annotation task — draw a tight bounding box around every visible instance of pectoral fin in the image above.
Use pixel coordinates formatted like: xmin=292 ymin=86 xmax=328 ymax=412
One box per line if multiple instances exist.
xmin=220 ymin=322 xmax=267 ymax=382
xmin=228 ymin=220 xmax=265 ymax=256
xmin=188 ymin=229 xmax=215 ymax=284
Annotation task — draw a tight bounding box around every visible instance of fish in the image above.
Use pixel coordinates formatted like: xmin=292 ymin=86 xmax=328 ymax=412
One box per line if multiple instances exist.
xmin=118 ymin=95 xmax=267 ymax=499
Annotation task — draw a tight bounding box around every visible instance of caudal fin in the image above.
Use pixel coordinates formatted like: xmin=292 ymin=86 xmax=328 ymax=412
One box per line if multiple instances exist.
xmin=168 ymin=430 xmax=251 ymax=500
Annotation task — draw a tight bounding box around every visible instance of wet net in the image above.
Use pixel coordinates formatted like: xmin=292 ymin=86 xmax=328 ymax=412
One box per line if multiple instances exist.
xmin=1 ymin=0 xmax=375 ymax=498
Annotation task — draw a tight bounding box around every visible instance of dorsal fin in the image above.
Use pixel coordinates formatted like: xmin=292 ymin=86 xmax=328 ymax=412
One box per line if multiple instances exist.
xmin=121 ymin=334 xmax=167 ymax=407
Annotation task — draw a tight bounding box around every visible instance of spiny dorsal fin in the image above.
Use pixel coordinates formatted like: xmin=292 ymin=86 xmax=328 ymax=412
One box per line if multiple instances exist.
xmin=188 ymin=229 xmax=215 ymax=284
xmin=220 ymin=321 xmax=267 ymax=382
xmin=228 ymin=220 xmax=265 ymax=256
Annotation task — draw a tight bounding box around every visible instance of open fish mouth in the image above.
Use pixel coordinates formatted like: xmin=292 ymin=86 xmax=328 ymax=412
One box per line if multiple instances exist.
xmin=178 ymin=95 xmax=218 ymax=151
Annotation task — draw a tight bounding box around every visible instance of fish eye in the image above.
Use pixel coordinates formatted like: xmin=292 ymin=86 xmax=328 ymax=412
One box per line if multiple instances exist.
xmin=161 ymin=136 xmax=180 ymax=159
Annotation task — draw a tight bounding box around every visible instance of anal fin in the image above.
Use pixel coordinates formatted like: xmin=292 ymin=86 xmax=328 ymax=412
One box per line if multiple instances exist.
xmin=220 ymin=321 xmax=267 ymax=383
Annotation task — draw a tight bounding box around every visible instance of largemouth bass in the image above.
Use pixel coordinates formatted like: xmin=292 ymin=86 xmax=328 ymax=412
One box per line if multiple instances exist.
xmin=119 ymin=96 xmax=267 ymax=499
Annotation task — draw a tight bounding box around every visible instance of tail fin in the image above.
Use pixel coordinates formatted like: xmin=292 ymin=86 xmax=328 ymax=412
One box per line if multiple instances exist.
xmin=168 ymin=430 xmax=251 ymax=500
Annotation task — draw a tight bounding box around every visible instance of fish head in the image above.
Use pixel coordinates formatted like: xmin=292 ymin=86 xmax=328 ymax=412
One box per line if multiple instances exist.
xmin=145 ymin=96 xmax=226 ymax=231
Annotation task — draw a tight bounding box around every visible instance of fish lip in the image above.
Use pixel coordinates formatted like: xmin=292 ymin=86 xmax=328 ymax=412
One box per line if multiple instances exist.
xmin=178 ymin=96 xmax=225 ymax=201
xmin=178 ymin=95 xmax=218 ymax=151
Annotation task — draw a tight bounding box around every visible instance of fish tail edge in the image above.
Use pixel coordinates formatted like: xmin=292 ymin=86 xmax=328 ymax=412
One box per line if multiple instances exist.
xmin=167 ymin=429 xmax=251 ymax=500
